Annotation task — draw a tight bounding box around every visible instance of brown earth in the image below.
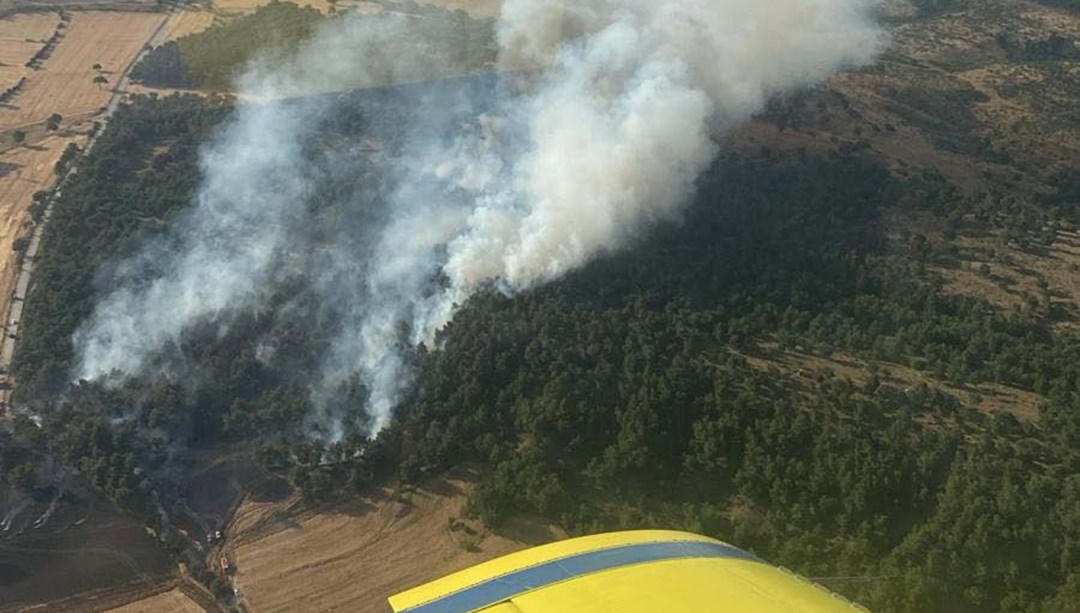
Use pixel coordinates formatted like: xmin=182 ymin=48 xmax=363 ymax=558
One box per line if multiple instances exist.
xmin=162 ymin=8 xmax=215 ymax=40
xmin=395 ymin=0 xmax=499 ymax=17
xmin=0 ymin=11 xmax=166 ymax=131
xmin=101 ymin=587 xmax=207 ymax=613
xmin=938 ymin=229 xmax=1080 ymax=332
xmin=0 ymin=12 xmax=59 ymax=90
xmin=727 ymin=0 xmax=1080 ymax=196
xmin=0 ymin=0 xmax=159 ymax=16
xmin=0 ymin=132 xmax=87 ymax=320
xmin=229 ymin=471 xmax=561 ymax=613
xmin=0 ymin=9 xmax=167 ymax=375
xmin=210 ymin=0 xmax=500 ymax=17
xmin=885 ymin=208 xmax=1080 ymax=332
xmin=210 ymin=0 xmax=331 ymax=14
xmin=738 ymin=345 xmax=1042 ymax=422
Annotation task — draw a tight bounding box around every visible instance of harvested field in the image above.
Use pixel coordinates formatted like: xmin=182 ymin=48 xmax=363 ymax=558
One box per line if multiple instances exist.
xmin=398 ymin=0 xmax=499 ymax=17
xmin=163 ymin=8 xmax=215 ymax=40
xmin=0 ymin=133 xmax=84 ymax=320
xmin=0 ymin=12 xmax=59 ymax=90
xmin=211 ymin=0 xmax=500 ymax=16
xmin=212 ymin=0 xmax=332 ymax=14
xmin=0 ymin=11 xmax=166 ymax=131
xmin=231 ymin=473 xmax=560 ymax=613
xmin=0 ymin=9 xmax=165 ymax=370
xmin=102 ymin=588 xmax=207 ymax=613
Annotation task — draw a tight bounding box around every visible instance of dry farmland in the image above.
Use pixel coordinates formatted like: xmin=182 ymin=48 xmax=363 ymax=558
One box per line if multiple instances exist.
xmin=0 ymin=133 xmax=86 ymax=315
xmin=412 ymin=0 xmax=500 ymax=17
xmin=211 ymin=0 xmax=332 ymax=14
xmin=101 ymin=588 xmax=208 ymax=613
xmin=0 ymin=12 xmax=60 ymax=91
xmin=0 ymin=10 xmax=167 ymax=359
xmin=0 ymin=11 xmax=166 ymax=131
xmin=163 ymin=8 xmax=216 ymax=40
xmin=210 ymin=0 xmax=501 ymax=17
xmin=230 ymin=475 xmax=560 ymax=613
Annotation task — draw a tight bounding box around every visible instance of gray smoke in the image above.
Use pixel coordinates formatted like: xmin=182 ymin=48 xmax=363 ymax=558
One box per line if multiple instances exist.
xmin=73 ymin=0 xmax=884 ymax=436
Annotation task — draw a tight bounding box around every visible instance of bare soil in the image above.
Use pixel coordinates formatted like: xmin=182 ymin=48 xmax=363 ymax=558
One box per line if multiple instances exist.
xmin=162 ymin=8 xmax=215 ymax=40
xmin=101 ymin=587 xmax=207 ymax=613
xmin=0 ymin=11 xmax=166 ymax=131
xmin=210 ymin=0 xmax=500 ymax=17
xmin=738 ymin=345 xmax=1042 ymax=422
xmin=0 ymin=132 xmax=87 ymax=319
xmin=0 ymin=12 xmax=59 ymax=90
xmin=229 ymin=471 xmax=561 ymax=613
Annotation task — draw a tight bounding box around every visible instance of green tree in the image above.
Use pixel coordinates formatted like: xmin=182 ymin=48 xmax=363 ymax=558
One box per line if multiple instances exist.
xmin=6 ymin=462 xmax=36 ymax=491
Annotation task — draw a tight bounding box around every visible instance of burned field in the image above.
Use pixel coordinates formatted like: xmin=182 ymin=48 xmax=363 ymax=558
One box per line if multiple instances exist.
xmin=0 ymin=481 xmax=173 ymax=613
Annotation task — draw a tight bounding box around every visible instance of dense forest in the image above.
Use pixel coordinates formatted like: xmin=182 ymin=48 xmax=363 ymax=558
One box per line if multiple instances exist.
xmin=8 ymin=63 xmax=1080 ymax=613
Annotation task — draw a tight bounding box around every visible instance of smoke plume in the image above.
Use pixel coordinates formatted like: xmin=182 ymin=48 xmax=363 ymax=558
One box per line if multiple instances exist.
xmin=73 ymin=0 xmax=884 ymax=436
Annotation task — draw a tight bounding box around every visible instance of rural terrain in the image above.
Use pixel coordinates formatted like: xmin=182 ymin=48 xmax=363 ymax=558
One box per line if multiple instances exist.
xmin=226 ymin=471 xmax=560 ymax=613
xmin=0 ymin=3 xmax=173 ymax=390
xmin=2 ymin=0 xmax=1080 ymax=612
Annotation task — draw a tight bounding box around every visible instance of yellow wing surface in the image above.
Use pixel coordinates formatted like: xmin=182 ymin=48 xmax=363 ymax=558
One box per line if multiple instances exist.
xmin=389 ymin=530 xmax=869 ymax=613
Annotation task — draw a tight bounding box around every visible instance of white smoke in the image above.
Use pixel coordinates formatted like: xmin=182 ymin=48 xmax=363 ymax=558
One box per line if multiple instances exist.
xmin=73 ymin=14 xmax=470 ymax=384
xmin=73 ymin=0 xmax=884 ymax=436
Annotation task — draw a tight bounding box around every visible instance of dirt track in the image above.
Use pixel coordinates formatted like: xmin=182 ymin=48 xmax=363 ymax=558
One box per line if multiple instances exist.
xmin=230 ymin=474 xmax=560 ymax=613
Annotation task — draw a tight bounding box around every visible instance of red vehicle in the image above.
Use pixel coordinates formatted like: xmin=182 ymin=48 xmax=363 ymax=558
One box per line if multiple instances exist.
xmin=220 ymin=556 xmax=231 ymax=573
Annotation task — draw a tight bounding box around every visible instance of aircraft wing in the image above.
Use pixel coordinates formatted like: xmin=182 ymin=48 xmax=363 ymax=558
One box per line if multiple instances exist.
xmin=388 ymin=530 xmax=869 ymax=613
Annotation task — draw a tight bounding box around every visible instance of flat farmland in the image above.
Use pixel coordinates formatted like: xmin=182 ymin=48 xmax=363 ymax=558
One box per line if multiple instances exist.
xmin=0 ymin=12 xmax=59 ymax=90
xmin=101 ymin=588 xmax=207 ymax=613
xmin=163 ymin=8 xmax=215 ymax=40
xmin=212 ymin=0 xmax=331 ymax=14
xmin=0 ymin=11 xmax=166 ymax=131
xmin=210 ymin=0 xmax=500 ymax=17
xmin=411 ymin=0 xmax=500 ymax=16
xmin=231 ymin=476 xmax=559 ymax=613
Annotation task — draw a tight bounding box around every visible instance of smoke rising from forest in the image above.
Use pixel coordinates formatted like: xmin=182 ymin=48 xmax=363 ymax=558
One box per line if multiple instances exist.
xmin=73 ymin=0 xmax=884 ymax=437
